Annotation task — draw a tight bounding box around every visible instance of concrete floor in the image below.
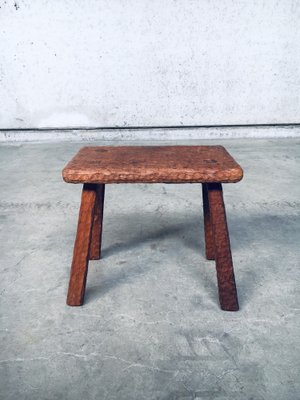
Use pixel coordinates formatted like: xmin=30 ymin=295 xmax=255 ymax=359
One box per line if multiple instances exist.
xmin=0 ymin=138 xmax=299 ymax=400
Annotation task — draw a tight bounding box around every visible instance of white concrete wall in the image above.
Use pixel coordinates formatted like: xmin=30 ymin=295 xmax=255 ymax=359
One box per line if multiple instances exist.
xmin=1 ymin=0 xmax=300 ymax=129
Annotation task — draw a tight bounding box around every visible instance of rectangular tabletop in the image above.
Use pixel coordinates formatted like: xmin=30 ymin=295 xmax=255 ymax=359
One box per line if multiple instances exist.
xmin=62 ymin=146 xmax=243 ymax=184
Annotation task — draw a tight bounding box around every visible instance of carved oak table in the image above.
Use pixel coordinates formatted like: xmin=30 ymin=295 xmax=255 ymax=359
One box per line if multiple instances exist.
xmin=62 ymin=146 xmax=243 ymax=311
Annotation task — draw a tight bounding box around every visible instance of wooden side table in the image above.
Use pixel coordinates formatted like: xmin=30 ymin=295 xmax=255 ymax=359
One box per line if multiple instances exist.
xmin=62 ymin=146 xmax=243 ymax=311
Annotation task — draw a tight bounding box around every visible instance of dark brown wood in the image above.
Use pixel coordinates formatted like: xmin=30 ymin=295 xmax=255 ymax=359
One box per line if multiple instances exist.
xmin=207 ymin=183 xmax=239 ymax=311
xmin=66 ymin=183 xmax=97 ymax=306
xmin=64 ymin=146 xmax=243 ymax=310
xmin=62 ymin=145 xmax=243 ymax=184
xmin=202 ymin=183 xmax=215 ymax=260
xmin=89 ymin=184 xmax=105 ymax=260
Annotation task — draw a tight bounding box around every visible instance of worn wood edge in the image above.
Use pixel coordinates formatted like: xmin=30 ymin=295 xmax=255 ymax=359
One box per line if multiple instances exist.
xmin=62 ymin=166 xmax=243 ymax=184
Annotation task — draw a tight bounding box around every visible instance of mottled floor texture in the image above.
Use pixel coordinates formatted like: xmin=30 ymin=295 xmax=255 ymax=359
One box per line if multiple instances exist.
xmin=0 ymin=138 xmax=299 ymax=400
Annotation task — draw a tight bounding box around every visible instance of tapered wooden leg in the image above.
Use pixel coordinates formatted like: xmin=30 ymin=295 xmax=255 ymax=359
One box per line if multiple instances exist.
xmin=89 ymin=184 xmax=105 ymax=260
xmin=202 ymin=183 xmax=215 ymax=260
xmin=207 ymin=183 xmax=239 ymax=311
xmin=67 ymin=184 xmax=97 ymax=306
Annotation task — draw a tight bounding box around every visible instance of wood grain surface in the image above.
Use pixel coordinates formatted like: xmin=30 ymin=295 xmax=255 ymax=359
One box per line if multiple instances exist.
xmin=207 ymin=183 xmax=239 ymax=311
xmin=202 ymin=183 xmax=215 ymax=261
xmin=89 ymin=184 xmax=105 ymax=260
xmin=67 ymin=183 xmax=97 ymax=306
xmin=62 ymin=146 xmax=243 ymax=184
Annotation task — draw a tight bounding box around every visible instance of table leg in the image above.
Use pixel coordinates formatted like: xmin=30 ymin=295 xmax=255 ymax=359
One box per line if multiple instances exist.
xmin=202 ymin=183 xmax=215 ymax=260
xmin=89 ymin=184 xmax=105 ymax=260
xmin=67 ymin=183 xmax=97 ymax=306
xmin=207 ymin=183 xmax=239 ymax=311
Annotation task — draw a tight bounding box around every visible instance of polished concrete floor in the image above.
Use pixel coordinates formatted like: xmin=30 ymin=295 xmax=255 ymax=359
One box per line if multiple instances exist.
xmin=0 ymin=138 xmax=299 ymax=400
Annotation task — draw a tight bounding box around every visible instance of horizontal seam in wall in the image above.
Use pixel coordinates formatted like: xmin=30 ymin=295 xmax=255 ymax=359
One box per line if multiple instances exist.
xmin=1 ymin=123 xmax=300 ymax=132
